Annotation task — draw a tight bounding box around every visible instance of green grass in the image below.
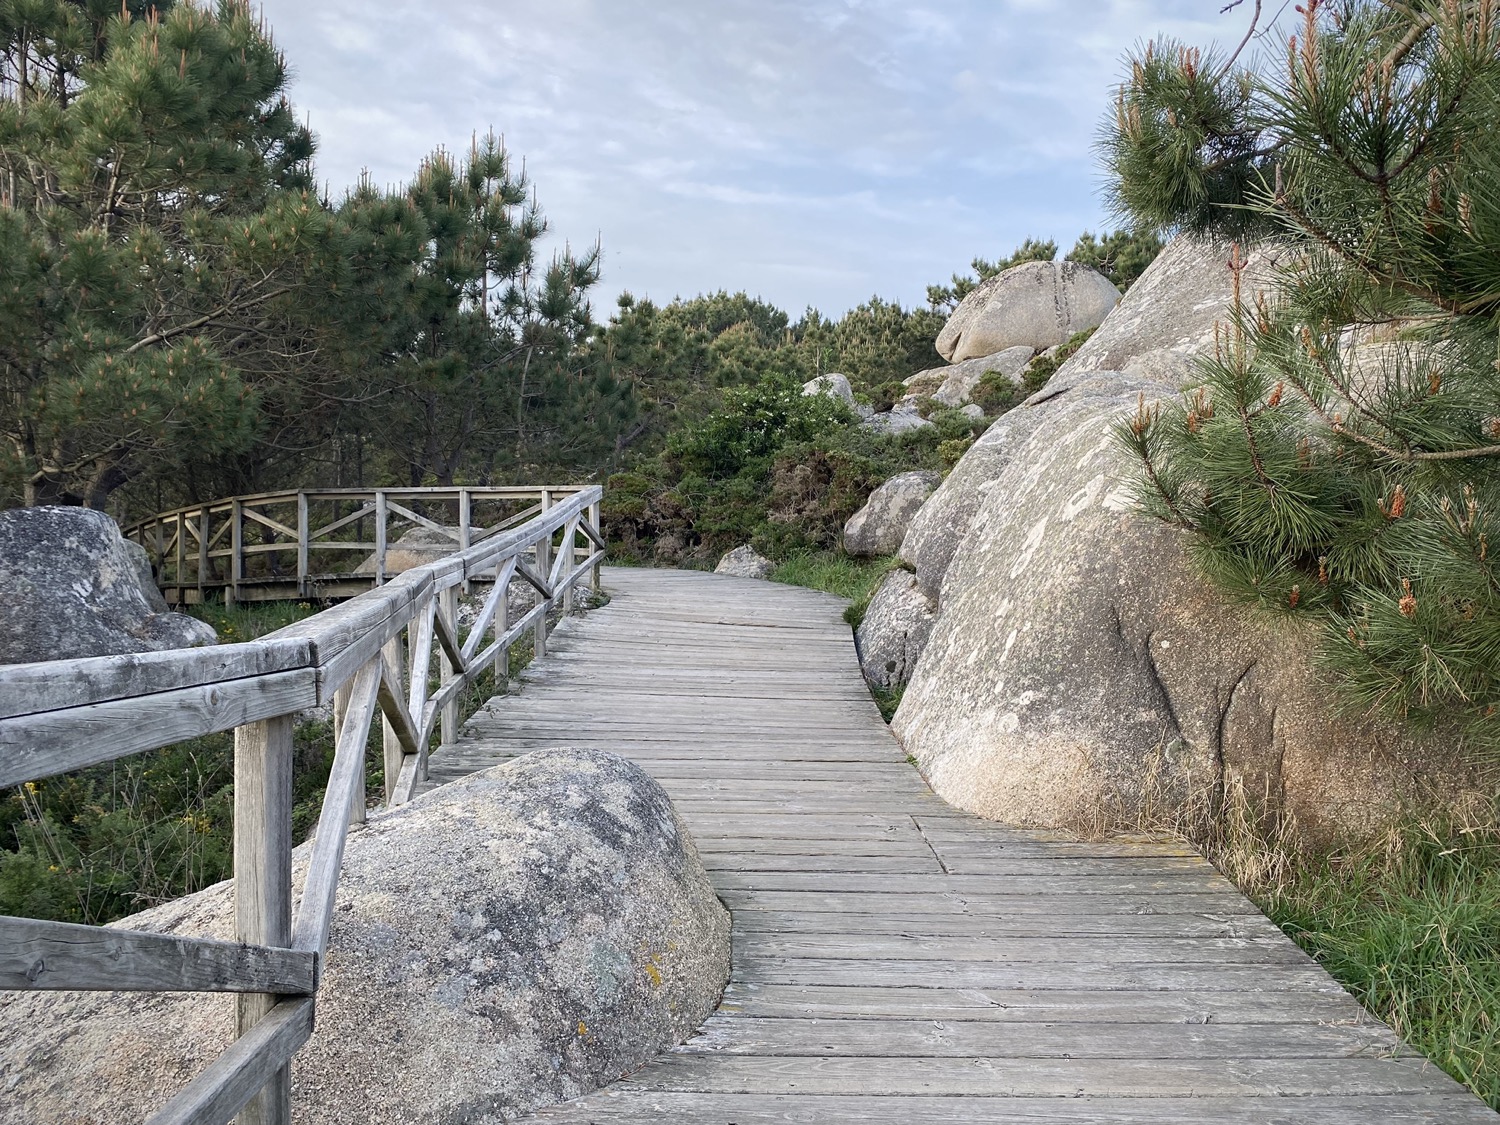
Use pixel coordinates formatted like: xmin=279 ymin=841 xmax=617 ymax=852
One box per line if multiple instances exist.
xmin=769 ymin=552 xmax=902 ymax=628
xmin=872 ymin=685 xmax=905 ymax=723
xmin=1203 ymin=804 xmax=1500 ymax=1109
xmin=1264 ymin=821 xmax=1499 ymax=1107
xmin=186 ymin=598 xmax=320 ymax=642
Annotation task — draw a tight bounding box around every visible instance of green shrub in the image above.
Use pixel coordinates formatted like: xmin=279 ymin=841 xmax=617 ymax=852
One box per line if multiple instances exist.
xmin=971 ymin=370 xmax=1021 ymax=414
xmin=667 ymin=372 xmax=853 ymax=479
xmin=939 ymin=437 xmax=974 ymax=468
xmin=1020 ymin=327 xmax=1097 ymax=396
xmin=605 ymin=375 xmax=966 ymax=567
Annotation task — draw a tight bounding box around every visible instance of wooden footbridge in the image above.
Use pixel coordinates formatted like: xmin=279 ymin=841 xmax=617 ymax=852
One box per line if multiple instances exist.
xmin=1 ymin=491 xmax=1494 ymax=1123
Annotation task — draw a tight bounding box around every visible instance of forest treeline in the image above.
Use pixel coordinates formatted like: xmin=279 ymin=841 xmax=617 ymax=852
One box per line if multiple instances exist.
xmin=0 ymin=0 xmax=1157 ymax=523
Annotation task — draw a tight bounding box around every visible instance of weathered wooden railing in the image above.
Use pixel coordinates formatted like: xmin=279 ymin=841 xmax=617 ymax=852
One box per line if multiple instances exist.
xmin=0 ymin=485 xmax=604 ymax=1124
xmin=122 ymin=485 xmax=595 ymax=605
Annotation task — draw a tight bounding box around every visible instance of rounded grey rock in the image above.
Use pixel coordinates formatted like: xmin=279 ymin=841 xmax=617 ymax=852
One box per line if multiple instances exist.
xmin=936 ymin=261 xmax=1120 ymax=364
xmin=0 ymin=506 xmax=216 ymax=665
xmin=844 ymin=472 xmax=942 ymax=559
xmin=0 ymin=748 xmax=731 ymax=1123
xmin=715 ymin=545 xmax=775 ymax=580
xmin=856 ymin=569 xmax=936 ymax=689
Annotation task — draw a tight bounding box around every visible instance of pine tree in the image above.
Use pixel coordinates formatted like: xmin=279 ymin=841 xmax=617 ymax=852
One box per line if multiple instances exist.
xmin=0 ymin=0 xmax=340 ymax=510
xmin=1106 ymin=1 xmax=1500 ymax=746
xmin=340 ymin=135 xmax=615 ymax=486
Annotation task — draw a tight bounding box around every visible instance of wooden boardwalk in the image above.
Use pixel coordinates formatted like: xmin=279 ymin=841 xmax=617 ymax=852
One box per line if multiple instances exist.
xmin=421 ymin=567 xmax=1494 ymax=1124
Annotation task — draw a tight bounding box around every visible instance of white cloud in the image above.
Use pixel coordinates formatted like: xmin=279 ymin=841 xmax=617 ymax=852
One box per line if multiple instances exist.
xmin=257 ymin=0 xmax=1269 ymax=316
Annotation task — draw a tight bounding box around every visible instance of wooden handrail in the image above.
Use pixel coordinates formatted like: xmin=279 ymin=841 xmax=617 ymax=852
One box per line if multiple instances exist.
xmin=120 ymin=485 xmax=596 ymax=607
xmin=0 ymin=485 xmax=605 ymax=1125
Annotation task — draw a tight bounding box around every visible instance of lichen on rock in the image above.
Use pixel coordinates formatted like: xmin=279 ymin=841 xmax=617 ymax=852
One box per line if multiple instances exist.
xmin=0 ymin=748 xmax=730 ymax=1124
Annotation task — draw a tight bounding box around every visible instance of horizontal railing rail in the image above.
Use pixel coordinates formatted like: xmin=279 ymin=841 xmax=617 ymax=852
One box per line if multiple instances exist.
xmin=122 ymin=485 xmax=595 ymax=605
xmin=0 ymin=484 xmax=605 ymax=1125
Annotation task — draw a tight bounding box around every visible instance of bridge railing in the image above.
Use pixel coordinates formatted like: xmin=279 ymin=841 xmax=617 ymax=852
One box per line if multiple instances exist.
xmin=0 ymin=485 xmax=605 ymax=1125
xmin=122 ymin=485 xmax=595 ymax=605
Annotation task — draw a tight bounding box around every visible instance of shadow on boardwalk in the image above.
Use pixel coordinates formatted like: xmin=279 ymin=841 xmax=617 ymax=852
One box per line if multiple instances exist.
xmin=422 ymin=567 xmax=1494 ymax=1125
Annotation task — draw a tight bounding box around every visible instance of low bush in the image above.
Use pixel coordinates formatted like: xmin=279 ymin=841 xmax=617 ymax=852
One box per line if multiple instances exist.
xmin=604 ymin=372 xmax=982 ymax=567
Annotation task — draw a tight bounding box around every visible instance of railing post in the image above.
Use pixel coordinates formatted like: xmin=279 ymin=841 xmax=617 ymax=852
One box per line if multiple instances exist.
xmin=153 ymin=518 xmax=165 ymax=587
xmin=374 ymin=491 xmax=388 ymax=587
xmin=233 ymin=715 xmax=294 ymax=1125
xmin=382 ymin=634 xmax=404 ymax=806
xmin=296 ymin=492 xmax=310 ymax=599
xmin=496 ymin=574 xmax=511 ymax=686
xmin=229 ymin=500 xmax=244 ymax=607
xmin=589 ymin=497 xmax=602 ymax=593
xmin=197 ymin=505 xmax=210 ymax=603
xmin=174 ymin=513 xmax=187 ymax=604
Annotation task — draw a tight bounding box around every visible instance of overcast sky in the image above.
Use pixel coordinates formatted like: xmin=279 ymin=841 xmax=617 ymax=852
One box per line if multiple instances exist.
xmin=255 ymin=1 xmax=1271 ymax=320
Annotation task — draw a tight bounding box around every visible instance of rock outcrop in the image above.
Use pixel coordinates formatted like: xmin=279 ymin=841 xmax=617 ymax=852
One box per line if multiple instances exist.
xmin=899 ymin=236 xmax=1256 ymax=601
xmin=801 ymin=373 xmax=856 ymax=410
xmin=891 ymin=239 xmax=1487 ymax=845
xmin=0 ymin=506 xmax=216 ymax=665
xmin=905 ymin=346 xmax=1034 ymax=408
xmin=1062 ymin=236 xmax=1283 ymax=385
xmin=0 ymin=748 xmax=731 ymax=1125
xmin=856 ymin=569 xmax=936 ymax=689
xmin=860 ymin=405 xmax=933 ymax=435
xmin=843 ymin=471 xmax=942 ymax=558
xmin=715 ymin=545 xmax=775 ymax=579
xmin=937 ymin=346 xmax=1034 ymax=407
xmin=936 ymin=261 xmax=1120 ymax=364
xmin=898 ymin=404 xmax=1056 ymax=600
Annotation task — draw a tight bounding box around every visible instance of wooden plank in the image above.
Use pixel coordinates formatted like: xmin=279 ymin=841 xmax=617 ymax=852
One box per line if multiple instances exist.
xmin=728 ymin=910 xmax=1284 ymax=940
xmin=620 ymin=1055 xmax=1457 ymax=1098
xmin=232 ymin=715 xmax=295 ymax=1125
xmin=679 ymin=1016 xmax=1401 ymax=1058
xmin=0 ymin=668 xmax=318 ymax=787
xmin=533 ymin=1092 xmax=1500 ymax=1124
xmin=714 ymin=983 xmax=1369 ymax=1023
xmin=146 ymin=998 xmax=314 ymax=1125
xmin=717 ymin=891 xmax=1262 ymax=916
xmin=727 ymin=932 xmax=1311 ymax=966
xmin=707 ymin=872 xmax=1240 ymax=895
xmin=726 ymin=958 xmax=1341 ymax=992
xmin=0 ymin=638 xmax=314 ymax=720
xmin=0 ymin=917 xmax=315 ymax=995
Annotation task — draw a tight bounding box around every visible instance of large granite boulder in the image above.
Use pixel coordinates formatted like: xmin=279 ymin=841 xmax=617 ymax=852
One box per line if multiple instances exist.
xmin=936 ymin=261 xmax=1120 ymax=364
xmin=899 ymin=238 xmax=1257 ymax=602
xmin=843 ymin=471 xmax=942 ymax=558
xmin=0 ymin=506 xmax=216 ymax=665
xmin=0 ymin=748 xmax=731 ymax=1125
xmin=715 ymin=545 xmax=774 ymax=579
xmin=1062 ymin=236 xmax=1283 ymax=385
xmin=892 ymin=381 xmax=1486 ymax=847
xmin=898 ymin=404 xmax=1057 ymax=601
xmin=856 ymin=569 xmax=936 ymax=690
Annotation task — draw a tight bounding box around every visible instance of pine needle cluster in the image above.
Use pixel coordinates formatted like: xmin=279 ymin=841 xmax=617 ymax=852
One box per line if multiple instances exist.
xmin=1105 ymin=1 xmax=1500 ymax=747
